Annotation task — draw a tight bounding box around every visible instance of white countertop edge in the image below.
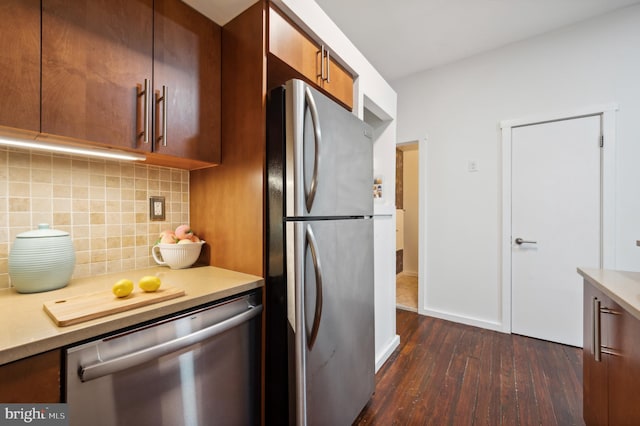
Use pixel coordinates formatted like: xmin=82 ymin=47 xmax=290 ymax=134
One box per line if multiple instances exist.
xmin=577 ymin=267 xmax=640 ymax=321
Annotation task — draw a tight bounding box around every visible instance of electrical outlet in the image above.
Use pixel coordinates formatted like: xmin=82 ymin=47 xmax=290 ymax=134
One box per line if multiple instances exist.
xmin=150 ymin=196 xmax=165 ymax=221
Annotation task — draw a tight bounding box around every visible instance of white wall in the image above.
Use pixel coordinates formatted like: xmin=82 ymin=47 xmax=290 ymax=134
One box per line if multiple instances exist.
xmin=402 ymin=149 xmax=419 ymax=275
xmin=274 ymin=0 xmax=400 ymax=369
xmin=393 ymin=4 xmax=640 ymax=330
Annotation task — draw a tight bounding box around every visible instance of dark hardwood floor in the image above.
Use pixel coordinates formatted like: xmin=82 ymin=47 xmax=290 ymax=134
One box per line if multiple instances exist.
xmin=355 ymin=310 xmax=584 ymax=425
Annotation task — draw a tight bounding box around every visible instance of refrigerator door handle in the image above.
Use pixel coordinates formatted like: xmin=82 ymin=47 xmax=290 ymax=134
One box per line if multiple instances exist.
xmin=293 ymin=223 xmax=307 ymax=426
xmin=305 ymin=224 xmax=323 ymax=350
xmin=304 ymin=86 xmax=321 ymax=213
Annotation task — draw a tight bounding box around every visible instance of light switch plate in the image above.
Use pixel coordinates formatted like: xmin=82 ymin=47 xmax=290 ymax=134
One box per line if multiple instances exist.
xmin=150 ymin=196 xmax=165 ymax=221
xmin=467 ymin=159 xmax=479 ymax=172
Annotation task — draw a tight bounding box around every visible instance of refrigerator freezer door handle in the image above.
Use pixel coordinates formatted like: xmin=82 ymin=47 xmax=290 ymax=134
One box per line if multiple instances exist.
xmin=304 ymin=87 xmax=321 ymax=213
xmin=305 ymin=224 xmax=323 ymax=350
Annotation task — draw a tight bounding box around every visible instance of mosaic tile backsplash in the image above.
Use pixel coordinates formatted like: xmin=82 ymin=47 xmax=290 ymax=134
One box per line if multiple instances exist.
xmin=0 ymin=147 xmax=190 ymax=289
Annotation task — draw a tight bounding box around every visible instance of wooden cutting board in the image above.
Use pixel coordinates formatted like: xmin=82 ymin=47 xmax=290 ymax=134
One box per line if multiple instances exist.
xmin=43 ymin=286 xmax=185 ymax=327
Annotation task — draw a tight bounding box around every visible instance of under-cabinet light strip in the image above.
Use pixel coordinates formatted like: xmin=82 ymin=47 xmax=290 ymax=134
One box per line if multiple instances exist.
xmin=0 ymin=136 xmax=146 ymax=161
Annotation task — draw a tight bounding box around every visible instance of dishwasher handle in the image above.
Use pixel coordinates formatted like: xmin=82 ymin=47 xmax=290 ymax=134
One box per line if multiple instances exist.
xmin=79 ymin=303 xmax=263 ymax=382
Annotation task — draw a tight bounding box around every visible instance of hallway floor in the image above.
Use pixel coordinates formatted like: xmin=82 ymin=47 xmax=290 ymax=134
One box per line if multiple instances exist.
xmin=355 ymin=309 xmax=584 ymax=425
xmin=396 ymin=274 xmax=418 ymax=311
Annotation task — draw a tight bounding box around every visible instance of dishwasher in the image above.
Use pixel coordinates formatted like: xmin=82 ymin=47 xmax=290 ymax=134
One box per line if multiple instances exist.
xmin=65 ymin=290 xmax=262 ymax=426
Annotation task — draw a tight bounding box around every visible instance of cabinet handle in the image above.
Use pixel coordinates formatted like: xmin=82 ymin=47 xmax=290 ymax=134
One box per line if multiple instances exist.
xmin=593 ymin=297 xmax=601 ymax=362
xmin=316 ymin=46 xmax=331 ymax=83
xmin=600 ymin=307 xmax=622 ymax=315
xmin=325 ymin=49 xmax=330 ymax=83
xmin=601 ymin=346 xmax=622 ymax=357
xmin=317 ymin=45 xmax=326 ymax=82
xmin=138 ymin=79 xmax=150 ymax=144
xmin=156 ymin=85 xmax=168 ymax=147
xmin=593 ymin=300 xmax=623 ymax=362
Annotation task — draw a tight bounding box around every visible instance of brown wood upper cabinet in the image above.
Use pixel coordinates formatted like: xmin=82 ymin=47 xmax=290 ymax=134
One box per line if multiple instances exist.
xmin=153 ymin=0 xmax=221 ymax=163
xmin=583 ymin=281 xmax=640 ymax=425
xmin=0 ymin=0 xmax=41 ymax=132
xmin=41 ymin=0 xmax=220 ymax=165
xmin=268 ymin=6 xmax=354 ymax=110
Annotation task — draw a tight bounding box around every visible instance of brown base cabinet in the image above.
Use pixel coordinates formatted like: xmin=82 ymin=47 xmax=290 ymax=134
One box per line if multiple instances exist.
xmin=583 ymin=281 xmax=640 ymax=425
xmin=0 ymin=350 xmax=61 ymax=403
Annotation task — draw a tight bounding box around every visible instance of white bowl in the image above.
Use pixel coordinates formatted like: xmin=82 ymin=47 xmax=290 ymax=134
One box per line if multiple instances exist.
xmin=152 ymin=241 xmax=205 ymax=269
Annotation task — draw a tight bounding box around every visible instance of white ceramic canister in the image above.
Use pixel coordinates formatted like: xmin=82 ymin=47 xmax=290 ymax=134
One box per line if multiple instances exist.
xmin=8 ymin=224 xmax=76 ymax=293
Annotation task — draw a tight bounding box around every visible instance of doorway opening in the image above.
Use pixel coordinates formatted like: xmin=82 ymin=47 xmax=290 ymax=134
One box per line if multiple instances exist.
xmin=396 ymin=142 xmax=419 ymax=311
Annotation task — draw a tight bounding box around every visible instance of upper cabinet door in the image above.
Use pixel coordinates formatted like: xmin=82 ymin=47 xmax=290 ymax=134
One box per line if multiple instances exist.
xmin=269 ymin=7 xmax=321 ymax=84
xmin=322 ymin=56 xmax=353 ymax=110
xmin=41 ymin=0 xmax=153 ymax=151
xmin=153 ymin=0 xmax=221 ymax=163
xmin=0 ymin=0 xmax=40 ymax=132
xmin=268 ymin=7 xmax=354 ymax=111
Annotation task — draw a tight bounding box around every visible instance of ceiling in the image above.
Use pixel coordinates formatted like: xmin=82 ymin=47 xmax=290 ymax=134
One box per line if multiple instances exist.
xmin=186 ymin=0 xmax=640 ymax=82
xmin=183 ymin=0 xmax=256 ymax=25
xmin=313 ymin=0 xmax=640 ymax=81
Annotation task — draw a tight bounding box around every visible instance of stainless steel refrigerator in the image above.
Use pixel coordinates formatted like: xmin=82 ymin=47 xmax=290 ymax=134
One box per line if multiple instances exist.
xmin=265 ymin=79 xmax=375 ymax=425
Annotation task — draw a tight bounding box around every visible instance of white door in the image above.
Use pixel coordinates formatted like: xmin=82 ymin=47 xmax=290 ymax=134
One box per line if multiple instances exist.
xmin=511 ymin=115 xmax=601 ymax=347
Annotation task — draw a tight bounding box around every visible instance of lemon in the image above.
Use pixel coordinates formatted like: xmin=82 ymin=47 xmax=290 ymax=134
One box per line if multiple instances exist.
xmin=112 ymin=279 xmax=134 ymax=298
xmin=139 ymin=275 xmax=161 ymax=292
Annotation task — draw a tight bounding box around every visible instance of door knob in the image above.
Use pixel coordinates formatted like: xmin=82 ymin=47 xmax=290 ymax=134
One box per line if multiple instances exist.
xmin=515 ymin=237 xmax=537 ymax=245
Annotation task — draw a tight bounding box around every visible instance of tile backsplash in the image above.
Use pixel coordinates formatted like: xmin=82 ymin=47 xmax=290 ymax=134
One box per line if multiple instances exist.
xmin=0 ymin=147 xmax=190 ymax=289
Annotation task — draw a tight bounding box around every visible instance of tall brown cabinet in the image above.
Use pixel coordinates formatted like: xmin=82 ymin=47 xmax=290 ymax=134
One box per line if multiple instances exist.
xmin=191 ymin=2 xmax=267 ymax=276
xmin=191 ymin=1 xmax=354 ymax=277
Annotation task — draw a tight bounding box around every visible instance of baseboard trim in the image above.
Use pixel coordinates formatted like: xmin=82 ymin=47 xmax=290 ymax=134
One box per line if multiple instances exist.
xmin=396 ymin=304 xmax=417 ymax=313
xmin=375 ymin=334 xmax=400 ymax=372
xmin=420 ymin=308 xmax=504 ymax=333
xmin=397 ymin=271 xmax=418 ymax=277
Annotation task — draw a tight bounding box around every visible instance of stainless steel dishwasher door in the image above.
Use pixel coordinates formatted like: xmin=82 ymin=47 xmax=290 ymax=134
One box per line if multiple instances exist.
xmin=66 ymin=292 xmax=262 ymax=426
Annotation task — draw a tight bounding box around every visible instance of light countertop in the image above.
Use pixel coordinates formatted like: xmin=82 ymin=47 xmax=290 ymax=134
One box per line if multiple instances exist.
xmin=0 ymin=265 xmax=263 ymax=365
xmin=578 ymin=268 xmax=640 ymax=321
